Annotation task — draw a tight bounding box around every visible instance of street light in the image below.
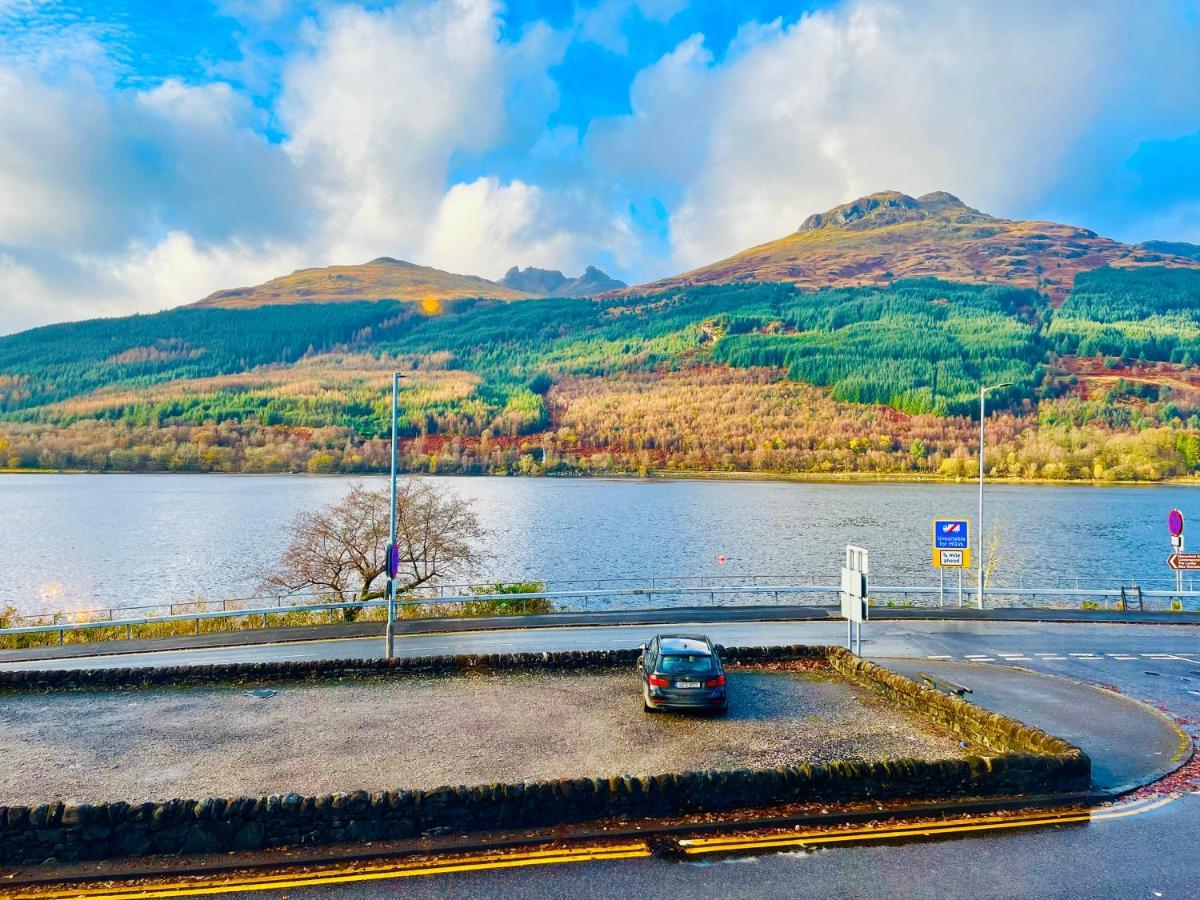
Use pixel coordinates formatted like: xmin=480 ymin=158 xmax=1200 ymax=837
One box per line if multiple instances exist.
xmin=978 ymin=381 xmax=1013 ymax=610
xmin=384 ymin=371 xmax=405 ymax=659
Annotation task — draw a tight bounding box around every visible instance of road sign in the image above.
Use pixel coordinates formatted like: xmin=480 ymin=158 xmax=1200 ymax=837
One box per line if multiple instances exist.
xmin=1169 ymin=509 xmax=1185 ymax=537
xmin=386 ymin=543 xmax=401 ymax=579
xmin=933 ymin=519 xmax=971 ymax=568
xmin=841 ymin=546 xmax=869 ymax=656
xmin=1168 ymin=553 xmax=1200 ymax=570
xmin=937 ymin=549 xmax=965 ymax=568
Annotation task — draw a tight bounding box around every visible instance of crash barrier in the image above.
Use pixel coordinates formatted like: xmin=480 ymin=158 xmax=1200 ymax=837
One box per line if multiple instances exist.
xmin=0 ymin=646 xmax=1089 ymax=865
xmin=5 ymin=575 xmax=1200 ymax=649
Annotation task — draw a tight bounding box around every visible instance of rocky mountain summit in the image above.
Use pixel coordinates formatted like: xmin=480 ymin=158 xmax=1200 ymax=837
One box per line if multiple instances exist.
xmin=500 ymin=265 xmax=626 ymax=297
xmin=797 ymin=190 xmax=994 ymax=231
xmin=628 ymin=190 xmax=1200 ymax=301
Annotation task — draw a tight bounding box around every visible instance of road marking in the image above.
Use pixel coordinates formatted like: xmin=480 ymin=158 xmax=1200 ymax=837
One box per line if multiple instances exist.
xmin=1038 ymin=656 xmax=1068 ymax=661
xmin=926 ymin=655 xmax=953 ymax=659
xmin=964 ymin=655 xmax=992 ymax=659
xmin=9 ymin=843 xmax=653 ymax=900
xmin=16 ymin=798 xmax=1180 ymax=899
xmin=681 ymin=794 xmax=1179 ymax=856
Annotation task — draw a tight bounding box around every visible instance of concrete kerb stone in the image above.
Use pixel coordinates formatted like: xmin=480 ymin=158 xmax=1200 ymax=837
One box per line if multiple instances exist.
xmin=0 ymin=644 xmax=1090 ymax=865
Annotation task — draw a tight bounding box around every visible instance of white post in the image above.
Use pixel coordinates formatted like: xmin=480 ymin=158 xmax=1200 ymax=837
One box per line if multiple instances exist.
xmin=1179 ymin=536 xmax=1185 ymax=596
xmin=939 ymin=568 xmax=945 ymax=608
xmin=385 ymin=372 xmax=399 ymax=659
xmin=976 ymin=381 xmax=1012 ymax=611
xmin=978 ymin=385 xmax=985 ymax=611
xmin=957 ymin=568 xmax=963 ymax=607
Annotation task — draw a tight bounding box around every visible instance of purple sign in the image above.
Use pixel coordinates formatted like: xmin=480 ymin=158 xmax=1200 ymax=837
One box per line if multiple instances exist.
xmin=1169 ymin=509 xmax=1184 ymax=537
xmin=386 ymin=543 xmax=401 ymax=578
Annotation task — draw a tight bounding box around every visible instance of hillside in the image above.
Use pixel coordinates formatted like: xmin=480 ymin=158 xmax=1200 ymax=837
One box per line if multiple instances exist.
xmin=629 ymin=191 xmax=1200 ymax=300
xmin=5 ymin=191 xmax=1200 ymax=483
xmin=1139 ymin=240 xmax=1200 ymax=262
xmin=500 ymin=265 xmax=626 ymax=297
xmin=193 ymin=257 xmax=535 ymax=308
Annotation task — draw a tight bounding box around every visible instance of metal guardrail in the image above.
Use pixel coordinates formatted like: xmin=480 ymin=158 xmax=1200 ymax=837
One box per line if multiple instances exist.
xmin=0 ymin=574 xmax=820 ymax=628
xmin=3 ymin=581 xmax=1200 ymax=646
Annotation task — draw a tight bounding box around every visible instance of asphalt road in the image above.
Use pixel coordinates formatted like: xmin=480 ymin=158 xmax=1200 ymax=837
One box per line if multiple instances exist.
xmin=8 ymin=619 xmax=1200 ymax=898
xmin=3 ymin=617 xmax=1198 ymax=671
xmin=280 ymin=793 xmax=1199 ymax=899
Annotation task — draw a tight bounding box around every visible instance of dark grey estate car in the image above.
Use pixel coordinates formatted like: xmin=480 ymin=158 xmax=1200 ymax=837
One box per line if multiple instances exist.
xmin=638 ymin=633 xmax=728 ymax=714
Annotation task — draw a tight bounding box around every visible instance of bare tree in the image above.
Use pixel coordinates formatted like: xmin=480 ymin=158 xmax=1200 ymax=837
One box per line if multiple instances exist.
xmin=980 ymin=522 xmax=1018 ymax=590
xmin=266 ymin=480 xmax=484 ymax=621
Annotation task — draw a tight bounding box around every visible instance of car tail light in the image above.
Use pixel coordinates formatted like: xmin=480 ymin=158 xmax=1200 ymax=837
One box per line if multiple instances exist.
xmin=705 ymin=675 xmax=726 ymax=688
xmin=648 ymin=674 xmax=670 ymax=687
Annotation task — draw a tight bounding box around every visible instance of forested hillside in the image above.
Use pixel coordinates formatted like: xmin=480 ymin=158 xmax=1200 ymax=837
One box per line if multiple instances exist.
xmin=3 ymin=267 xmax=1200 ymax=481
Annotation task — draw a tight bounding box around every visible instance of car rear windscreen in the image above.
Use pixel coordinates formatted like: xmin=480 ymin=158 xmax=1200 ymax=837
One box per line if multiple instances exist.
xmin=659 ymin=654 xmax=715 ymax=674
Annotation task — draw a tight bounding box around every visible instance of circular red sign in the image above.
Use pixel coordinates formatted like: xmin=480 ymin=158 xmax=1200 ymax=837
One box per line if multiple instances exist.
xmin=1169 ymin=509 xmax=1184 ymax=537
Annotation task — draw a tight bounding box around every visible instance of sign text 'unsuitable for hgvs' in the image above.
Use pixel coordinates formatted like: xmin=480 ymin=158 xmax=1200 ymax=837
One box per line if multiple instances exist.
xmin=932 ymin=519 xmax=971 ymax=568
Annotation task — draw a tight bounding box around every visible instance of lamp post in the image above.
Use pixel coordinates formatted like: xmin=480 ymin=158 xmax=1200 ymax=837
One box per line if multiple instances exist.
xmin=384 ymin=371 xmax=403 ymax=659
xmin=977 ymin=381 xmax=1013 ymax=609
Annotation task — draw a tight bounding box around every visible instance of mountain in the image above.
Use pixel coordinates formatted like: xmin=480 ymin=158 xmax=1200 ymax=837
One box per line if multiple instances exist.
xmin=193 ymin=257 xmax=534 ymax=308
xmin=1139 ymin=240 xmax=1200 ymax=262
xmin=628 ymin=191 xmax=1200 ymax=300
xmin=500 ymin=265 xmax=627 ymax=297
xmin=6 ymin=189 xmax=1200 ymax=485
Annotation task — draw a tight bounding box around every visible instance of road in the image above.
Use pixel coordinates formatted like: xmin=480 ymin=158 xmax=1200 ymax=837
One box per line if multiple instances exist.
xmin=7 ymin=618 xmax=1200 ymax=898
xmin=3 ymin=618 xmax=1200 ymax=671
xmin=273 ymin=794 xmax=1199 ymax=899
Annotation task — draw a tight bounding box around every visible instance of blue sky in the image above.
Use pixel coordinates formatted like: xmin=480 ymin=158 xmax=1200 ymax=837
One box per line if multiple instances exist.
xmin=1 ymin=0 xmax=1199 ymax=331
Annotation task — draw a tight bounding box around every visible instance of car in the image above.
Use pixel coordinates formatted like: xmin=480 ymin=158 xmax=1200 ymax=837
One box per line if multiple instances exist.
xmin=638 ymin=633 xmax=728 ymax=714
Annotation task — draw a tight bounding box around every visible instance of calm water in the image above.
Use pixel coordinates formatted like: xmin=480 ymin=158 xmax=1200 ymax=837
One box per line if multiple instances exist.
xmin=0 ymin=474 xmax=1194 ymax=617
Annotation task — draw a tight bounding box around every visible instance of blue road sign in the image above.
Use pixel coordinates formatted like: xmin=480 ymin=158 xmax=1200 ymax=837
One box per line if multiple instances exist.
xmin=934 ymin=519 xmax=970 ymax=550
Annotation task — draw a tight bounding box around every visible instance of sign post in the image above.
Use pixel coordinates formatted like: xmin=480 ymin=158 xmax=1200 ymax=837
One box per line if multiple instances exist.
xmin=1169 ymin=509 xmax=1185 ymax=596
xmin=932 ymin=519 xmax=971 ymax=606
xmin=841 ymin=546 xmax=869 ymax=655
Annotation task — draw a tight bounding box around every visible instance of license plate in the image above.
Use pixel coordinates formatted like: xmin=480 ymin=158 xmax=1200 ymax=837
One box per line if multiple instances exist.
xmin=676 ymin=681 xmax=701 ymax=689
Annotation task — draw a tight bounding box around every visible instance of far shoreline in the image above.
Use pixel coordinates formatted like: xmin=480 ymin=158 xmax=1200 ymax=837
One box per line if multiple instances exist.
xmin=2 ymin=467 xmax=1199 ymax=489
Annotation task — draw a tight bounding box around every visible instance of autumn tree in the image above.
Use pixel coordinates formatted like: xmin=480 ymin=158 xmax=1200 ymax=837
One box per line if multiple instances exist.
xmin=266 ymin=480 xmax=484 ymax=621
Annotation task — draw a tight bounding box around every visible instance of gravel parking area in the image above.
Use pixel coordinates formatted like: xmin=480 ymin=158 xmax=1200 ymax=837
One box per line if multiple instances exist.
xmin=0 ymin=669 xmax=970 ymax=805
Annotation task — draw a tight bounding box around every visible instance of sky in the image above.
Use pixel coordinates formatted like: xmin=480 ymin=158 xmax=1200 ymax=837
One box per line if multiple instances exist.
xmin=1 ymin=0 xmax=1200 ymax=333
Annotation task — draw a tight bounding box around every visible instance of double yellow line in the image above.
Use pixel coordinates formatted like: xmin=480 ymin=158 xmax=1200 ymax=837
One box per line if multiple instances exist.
xmin=3 ymin=843 xmax=651 ymax=900
xmin=6 ymin=795 xmax=1178 ymax=900
xmin=679 ymin=794 xmax=1177 ymax=856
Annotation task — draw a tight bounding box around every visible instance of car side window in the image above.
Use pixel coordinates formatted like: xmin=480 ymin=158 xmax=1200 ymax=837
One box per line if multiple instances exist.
xmin=645 ymin=638 xmax=658 ymax=671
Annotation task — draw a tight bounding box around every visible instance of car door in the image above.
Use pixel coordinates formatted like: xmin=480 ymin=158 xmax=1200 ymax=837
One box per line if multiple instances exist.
xmin=642 ymin=638 xmax=658 ymax=686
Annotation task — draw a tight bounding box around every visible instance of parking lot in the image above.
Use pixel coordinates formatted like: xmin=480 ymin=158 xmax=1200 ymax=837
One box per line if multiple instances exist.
xmin=0 ymin=667 xmax=971 ymax=804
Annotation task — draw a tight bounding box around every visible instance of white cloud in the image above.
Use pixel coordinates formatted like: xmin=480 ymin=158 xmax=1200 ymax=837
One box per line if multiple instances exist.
xmin=592 ymin=0 xmax=1200 ymax=273
xmin=272 ymin=0 xmax=610 ymax=280
xmin=420 ymin=177 xmax=572 ymax=277
xmin=280 ymin=0 xmax=515 ymax=263
xmin=0 ymin=0 xmax=587 ymax=332
xmin=0 ymin=56 xmax=304 ymax=331
xmin=575 ymin=0 xmax=686 ymax=53
xmin=4 ymin=0 xmax=1200 ymax=333
xmin=0 ymin=235 xmax=306 ymax=333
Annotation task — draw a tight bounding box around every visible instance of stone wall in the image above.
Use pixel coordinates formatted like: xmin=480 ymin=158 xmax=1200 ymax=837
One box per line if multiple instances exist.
xmin=0 ymin=645 xmax=828 ymax=691
xmin=0 ymin=645 xmax=1090 ymax=865
xmin=826 ymin=648 xmax=1091 ymax=768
